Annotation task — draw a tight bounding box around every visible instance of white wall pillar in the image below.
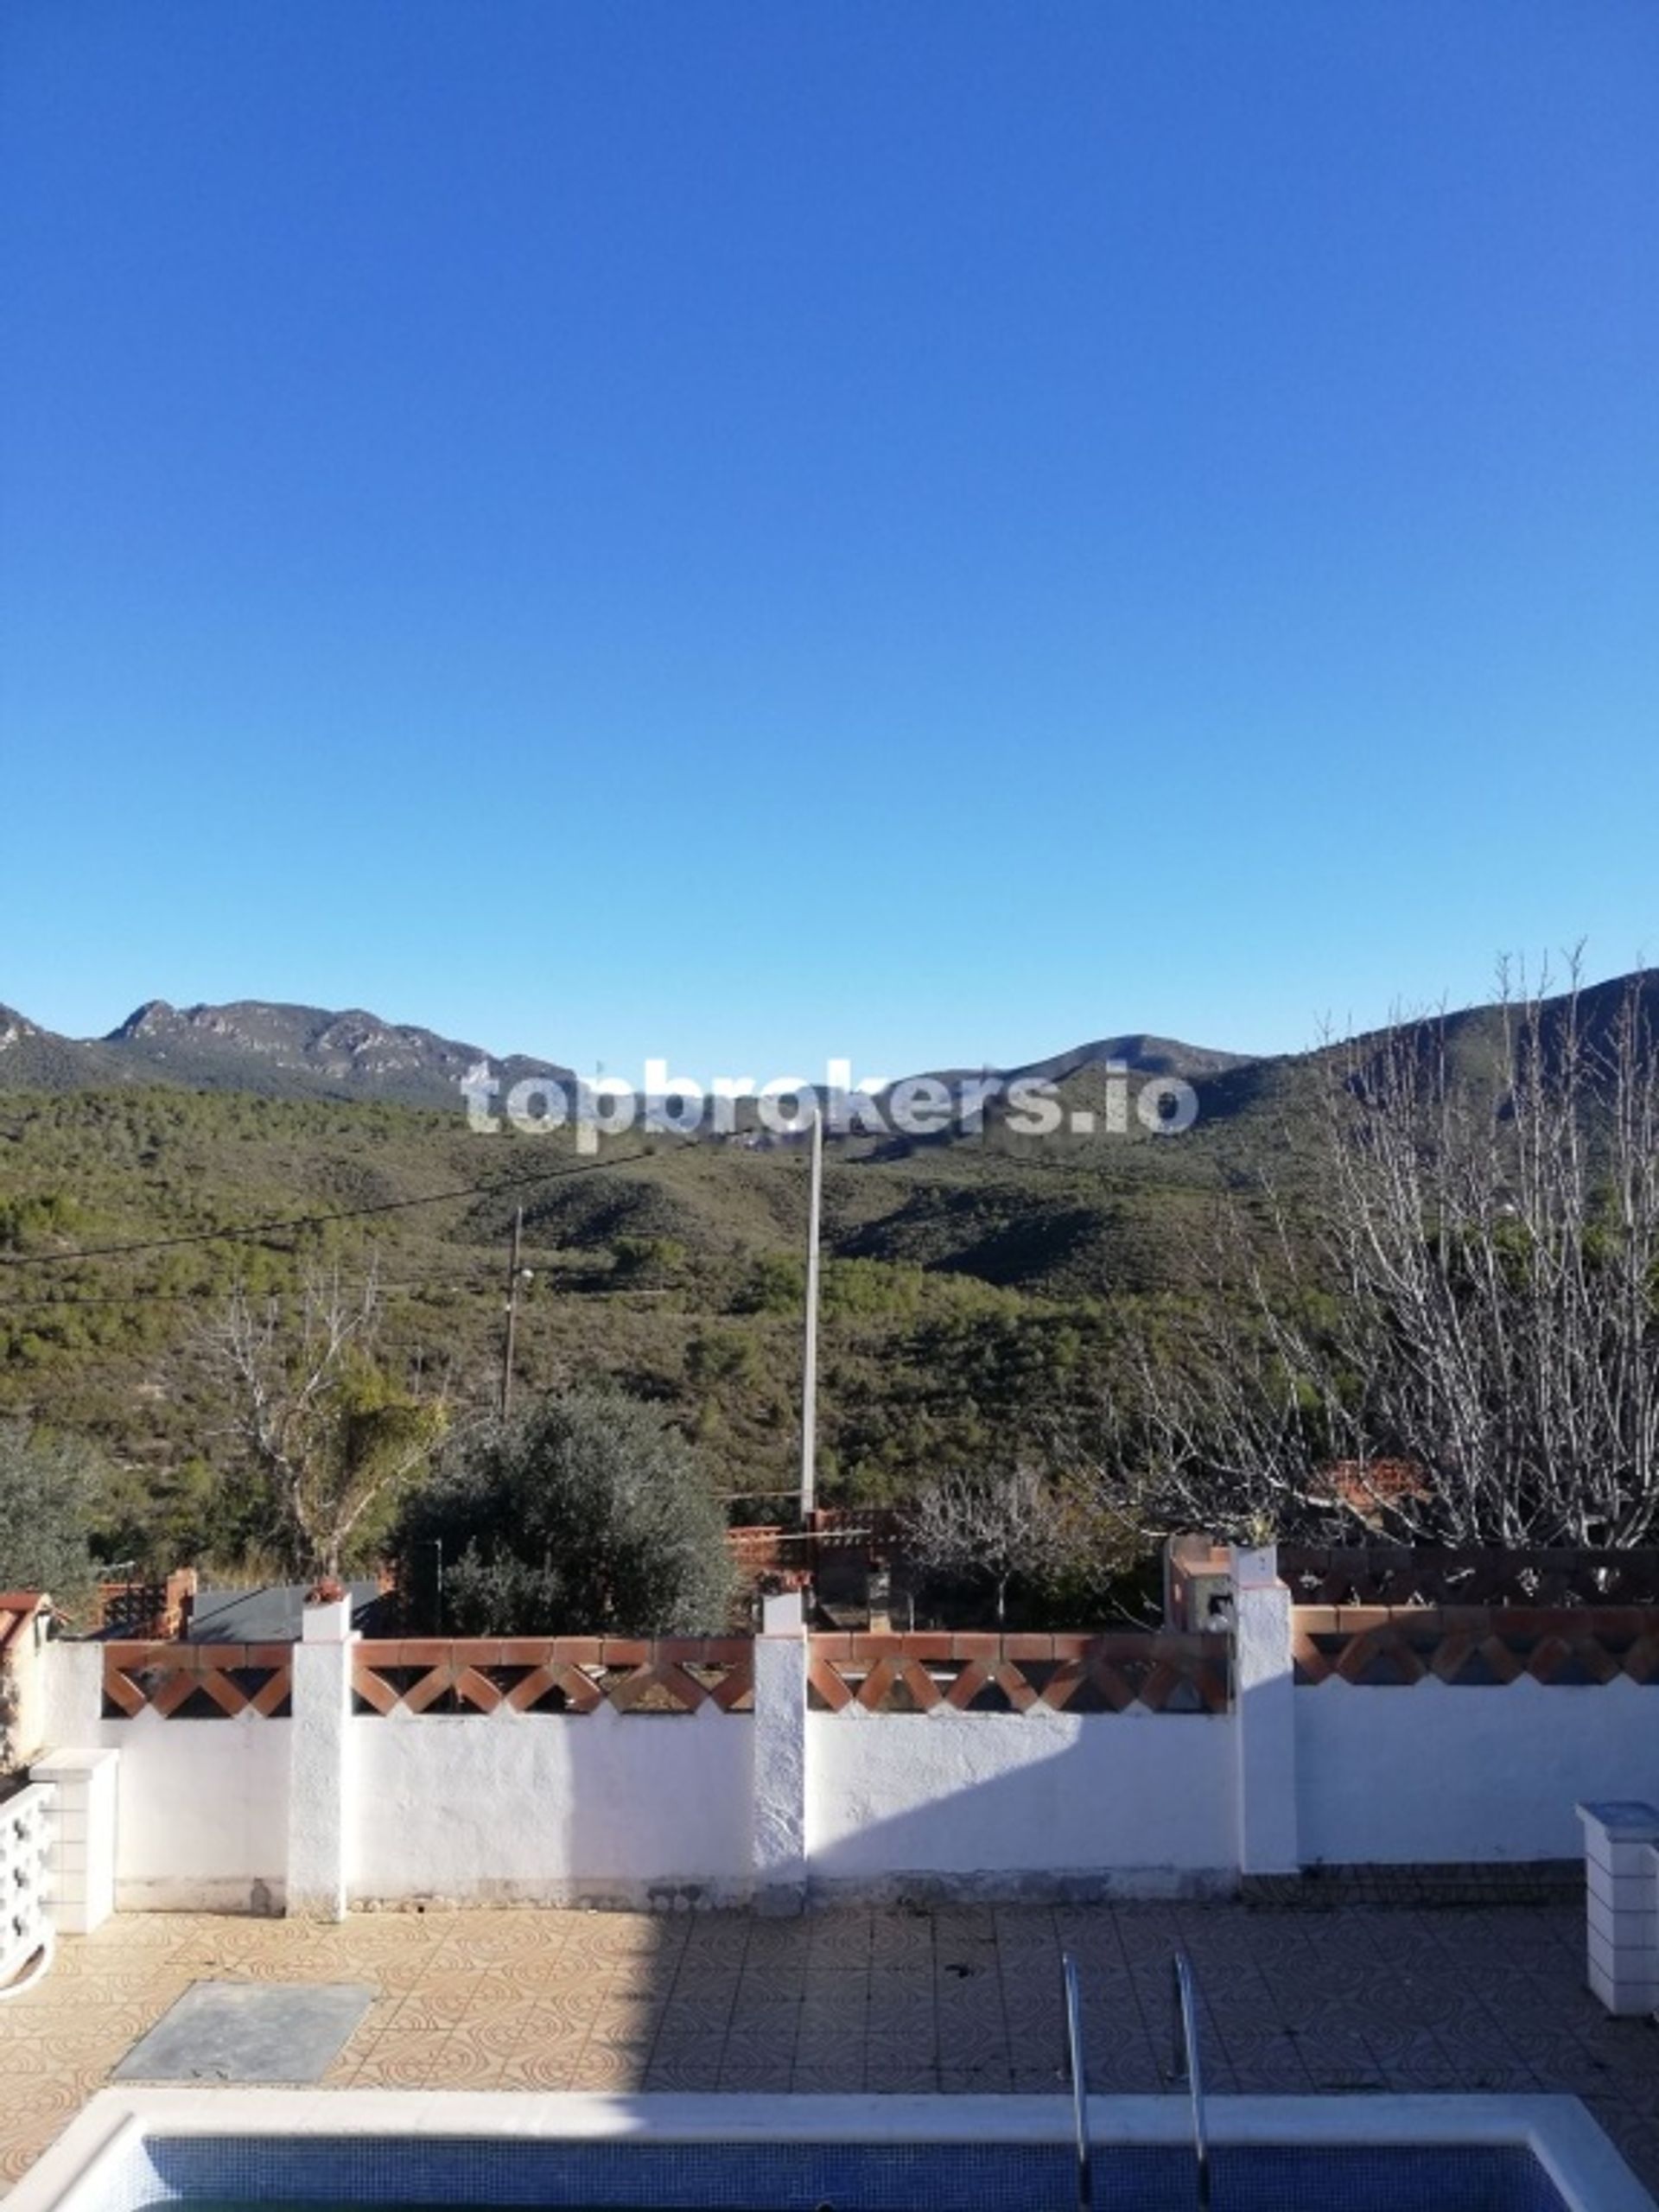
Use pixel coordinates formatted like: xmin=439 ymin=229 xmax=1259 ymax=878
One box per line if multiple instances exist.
xmin=1230 ymin=1542 xmax=1299 ymax=1878
xmin=1577 ymin=1801 xmax=1659 ymax=2015
xmin=41 ymin=1641 xmax=104 ymax=1750
xmin=286 ymin=1594 xmax=356 ymax=1921
xmin=34 ymin=1746 xmax=119 ymax=1935
xmin=753 ymin=1591 xmax=808 ymax=1914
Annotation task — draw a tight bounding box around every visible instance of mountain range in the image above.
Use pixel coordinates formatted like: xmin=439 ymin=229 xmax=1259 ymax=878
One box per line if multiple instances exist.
xmin=1 ymin=969 xmax=1654 ymax=1142
xmin=0 ymin=997 xmax=573 ymax=1109
xmin=0 ymin=995 xmax=1248 ymax=1116
xmin=2 ymin=966 xmax=1654 ymax=1532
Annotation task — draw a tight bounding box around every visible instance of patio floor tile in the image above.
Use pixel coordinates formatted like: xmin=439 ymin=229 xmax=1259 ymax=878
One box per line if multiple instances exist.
xmin=3 ymin=1896 xmax=1657 ymax=2201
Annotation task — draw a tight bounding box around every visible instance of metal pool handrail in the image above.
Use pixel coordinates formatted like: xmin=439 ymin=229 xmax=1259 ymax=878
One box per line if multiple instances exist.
xmin=1170 ymin=1948 xmax=1211 ymax=2211
xmin=1060 ymin=1951 xmax=1092 ymax=2212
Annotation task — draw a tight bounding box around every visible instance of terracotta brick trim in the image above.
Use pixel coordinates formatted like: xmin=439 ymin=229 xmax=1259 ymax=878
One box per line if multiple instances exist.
xmin=102 ymin=1641 xmax=292 ymax=1719
xmin=806 ymin=1629 xmax=1230 ymax=1714
xmin=350 ymin=1636 xmax=754 ymax=1716
xmin=1292 ymin=1605 xmax=1659 ymax=1686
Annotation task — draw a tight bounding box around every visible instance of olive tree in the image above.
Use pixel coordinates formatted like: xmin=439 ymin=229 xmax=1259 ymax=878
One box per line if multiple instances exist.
xmin=388 ymin=1389 xmax=733 ymax=1634
xmin=0 ymin=1418 xmax=101 ymax=1601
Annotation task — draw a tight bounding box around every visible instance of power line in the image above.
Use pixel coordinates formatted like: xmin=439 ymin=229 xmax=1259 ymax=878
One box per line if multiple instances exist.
xmin=2 ymin=1114 xmax=1099 ymax=1286
xmin=0 ymin=1145 xmax=661 ymax=1271
xmin=0 ymin=1277 xmax=501 ymax=1316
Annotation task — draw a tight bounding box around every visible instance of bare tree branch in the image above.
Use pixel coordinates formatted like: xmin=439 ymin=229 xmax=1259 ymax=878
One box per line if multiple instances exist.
xmin=1075 ymin=963 xmax=1659 ymax=1549
xmin=201 ymin=1267 xmax=448 ymax=1578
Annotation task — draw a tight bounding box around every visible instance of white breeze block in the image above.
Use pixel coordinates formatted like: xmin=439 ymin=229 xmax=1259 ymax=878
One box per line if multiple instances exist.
xmin=33 ymin=1748 xmax=119 ymax=1936
xmin=0 ymin=1781 xmax=54 ymax=1983
xmin=1578 ymin=1801 xmax=1659 ymax=2016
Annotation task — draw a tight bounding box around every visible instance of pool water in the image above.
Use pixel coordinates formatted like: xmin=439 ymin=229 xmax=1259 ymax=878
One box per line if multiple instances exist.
xmin=120 ymin=2139 xmax=1573 ymax=2212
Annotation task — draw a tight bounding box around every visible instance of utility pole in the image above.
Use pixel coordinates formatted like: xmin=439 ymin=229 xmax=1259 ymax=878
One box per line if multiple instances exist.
xmin=799 ymin=1103 xmax=823 ymax=1519
xmin=500 ymin=1205 xmax=524 ymax=1420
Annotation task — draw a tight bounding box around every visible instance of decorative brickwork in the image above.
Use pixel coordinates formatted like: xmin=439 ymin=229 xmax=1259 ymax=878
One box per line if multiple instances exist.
xmin=807 ymin=1630 xmax=1230 ymax=1713
xmin=99 ymin=1629 xmax=1234 ymax=1718
xmin=350 ymin=1637 xmax=755 ymax=1715
xmin=1293 ymin=1605 xmax=1659 ymax=1686
xmin=102 ymin=1641 xmax=292 ymax=1718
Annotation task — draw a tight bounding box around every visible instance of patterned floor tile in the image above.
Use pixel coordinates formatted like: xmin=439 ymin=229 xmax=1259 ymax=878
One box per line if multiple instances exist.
xmin=0 ymin=2124 xmax=71 ymax=2190
xmin=791 ymin=2061 xmax=866 ymax=2091
xmin=8 ymin=1899 xmax=1659 ymax=2204
xmin=343 ymin=2028 xmax=457 ymax=2088
xmin=1227 ymin=2044 xmax=1316 ymax=2092
xmin=640 ymin=2059 xmax=722 ymax=2091
xmin=938 ymin=2062 xmax=1014 ymax=2091
xmin=727 ymin=1997 xmax=804 ymax=2042
xmin=569 ymin=2048 xmax=648 ymax=2090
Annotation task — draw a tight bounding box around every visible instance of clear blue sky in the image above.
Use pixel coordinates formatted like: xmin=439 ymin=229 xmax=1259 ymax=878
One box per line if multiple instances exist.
xmin=3 ymin=1 xmax=1655 ymax=1080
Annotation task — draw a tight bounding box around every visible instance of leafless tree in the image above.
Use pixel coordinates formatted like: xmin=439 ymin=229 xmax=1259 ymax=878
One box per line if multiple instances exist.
xmin=905 ymin=1465 xmax=1069 ymax=1625
xmin=202 ymin=1268 xmax=449 ymax=1580
xmin=1088 ymin=960 xmax=1659 ymax=1548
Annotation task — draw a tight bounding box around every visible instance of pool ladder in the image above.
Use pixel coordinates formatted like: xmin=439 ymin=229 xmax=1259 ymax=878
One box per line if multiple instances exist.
xmin=1059 ymin=1948 xmax=1211 ymax=2212
xmin=1169 ymin=1950 xmax=1212 ymax=2211
xmin=1061 ymin=1953 xmax=1093 ymax=2212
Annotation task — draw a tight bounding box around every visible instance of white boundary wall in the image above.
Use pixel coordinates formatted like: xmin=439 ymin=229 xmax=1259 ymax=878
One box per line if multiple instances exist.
xmin=32 ymin=1554 xmax=1659 ymax=1917
xmin=41 ymin=1644 xmax=288 ymax=1913
xmin=349 ymin=1706 xmax=754 ymax=1908
xmin=807 ymin=1707 xmax=1234 ymax=1896
xmin=1297 ymin=1675 xmax=1659 ymax=1866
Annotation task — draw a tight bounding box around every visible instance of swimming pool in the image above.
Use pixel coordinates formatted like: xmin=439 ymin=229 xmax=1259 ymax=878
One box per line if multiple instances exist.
xmin=10 ymin=2091 xmax=1654 ymax=2212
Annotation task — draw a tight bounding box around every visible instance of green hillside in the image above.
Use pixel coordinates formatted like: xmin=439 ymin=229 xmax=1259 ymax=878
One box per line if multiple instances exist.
xmin=4 ymin=966 xmax=1652 ymax=1575
xmin=0 ymin=1083 xmax=1220 ymax=1570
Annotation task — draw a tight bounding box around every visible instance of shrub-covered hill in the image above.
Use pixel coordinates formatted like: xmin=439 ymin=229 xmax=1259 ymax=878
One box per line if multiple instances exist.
xmin=0 ymin=1081 xmax=1230 ymax=1567
xmin=6 ymin=965 xmax=1651 ymax=1572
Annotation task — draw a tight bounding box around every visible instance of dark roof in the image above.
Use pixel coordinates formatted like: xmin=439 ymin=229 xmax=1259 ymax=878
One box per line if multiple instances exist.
xmin=186 ymin=1581 xmax=388 ymax=1643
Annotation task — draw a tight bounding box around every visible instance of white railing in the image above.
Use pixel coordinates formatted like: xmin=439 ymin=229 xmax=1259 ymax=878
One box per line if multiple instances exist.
xmin=0 ymin=1782 xmax=55 ymax=1993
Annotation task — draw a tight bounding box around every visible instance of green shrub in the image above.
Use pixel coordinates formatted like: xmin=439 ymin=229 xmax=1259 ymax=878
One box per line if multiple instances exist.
xmin=0 ymin=1419 xmax=101 ymax=1602
xmin=389 ymin=1389 xmax=733 ymax=1635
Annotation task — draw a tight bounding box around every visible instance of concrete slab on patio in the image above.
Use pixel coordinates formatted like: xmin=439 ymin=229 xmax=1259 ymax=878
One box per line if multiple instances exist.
xmin=111 ymin=1980 xmax=376 ymax=2084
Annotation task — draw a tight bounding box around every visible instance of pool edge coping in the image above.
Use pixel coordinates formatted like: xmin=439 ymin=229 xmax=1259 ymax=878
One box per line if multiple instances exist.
xmin=8 ymin=2090 xmax=1652 ymax=2212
